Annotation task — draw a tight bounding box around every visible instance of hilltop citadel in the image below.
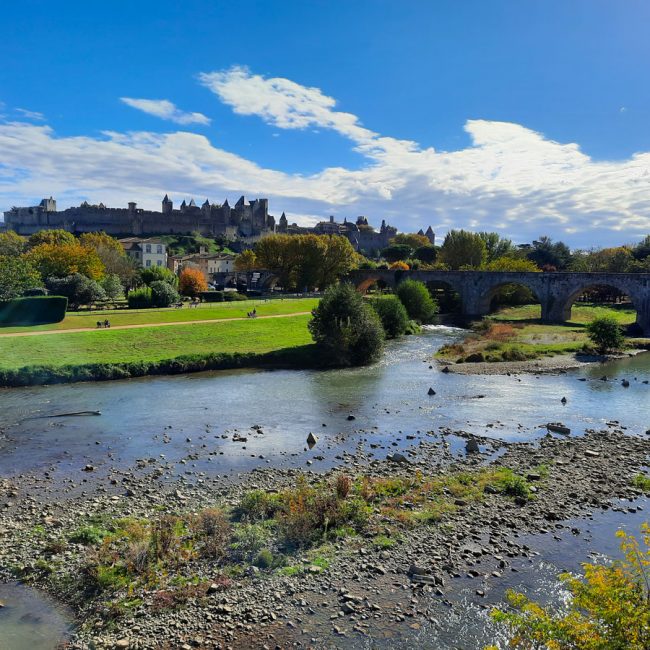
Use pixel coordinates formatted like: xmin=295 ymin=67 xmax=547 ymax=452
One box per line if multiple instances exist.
xmin=2 ymin=195 xmax=435 ymax=253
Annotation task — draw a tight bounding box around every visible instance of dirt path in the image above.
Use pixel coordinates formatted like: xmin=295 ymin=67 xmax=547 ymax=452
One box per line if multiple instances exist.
xmin=0 ymin=311 xmax=312 ymax=338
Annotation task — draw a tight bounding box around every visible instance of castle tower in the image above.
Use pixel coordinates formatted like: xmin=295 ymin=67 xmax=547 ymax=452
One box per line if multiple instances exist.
xmin=425 ymin=226 xmax=436 ymax=246
xmin=202 ymin=198 xmax=211 ymax=218
xmin=162 ymin=194 xmax=173 ymax=215
xmin=278 ymin=212 xmax=288 ymax=232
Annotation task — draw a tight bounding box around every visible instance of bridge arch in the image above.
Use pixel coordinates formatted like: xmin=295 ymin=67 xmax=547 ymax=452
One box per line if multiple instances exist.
xmin=556 ymin=279 xmax=644 ymax=332
xmin=476 ymin=279 xmax=542 ymax=316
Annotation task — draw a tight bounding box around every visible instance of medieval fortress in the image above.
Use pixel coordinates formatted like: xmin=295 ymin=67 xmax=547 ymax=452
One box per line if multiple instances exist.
xmin=2 ymin=195 xmax=434 ymax=254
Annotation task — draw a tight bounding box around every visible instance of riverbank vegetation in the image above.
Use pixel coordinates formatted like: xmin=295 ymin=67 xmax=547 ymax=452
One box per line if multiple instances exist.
xmin=15 ymin=465 xmax=536 ymax=624
xmin=490 ymin=523 xmax=650 ymax=650
xmin=436 ymin=303 xmax=642 ymax=364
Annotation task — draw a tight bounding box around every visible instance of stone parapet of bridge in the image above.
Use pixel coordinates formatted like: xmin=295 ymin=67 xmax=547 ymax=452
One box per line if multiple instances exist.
xmin=347 ymin=269 xmax=650 ymax=335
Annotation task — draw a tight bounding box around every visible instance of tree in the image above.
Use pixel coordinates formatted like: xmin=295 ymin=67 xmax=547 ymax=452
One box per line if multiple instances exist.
xmin=396 ymin=279 xmax=438 ymax=323
xmin=0 ymin=256 xmax=43 ymax=300
xmin=484 ymin=257 xmax=540 ymax=272
xmin=234 ymin=249 xmax=258 ymax=272
xmin=25 ymin=242 xmax=105 ymax=280
xmin=150 ymin=280 xmax=180 ymax=307
xmin=308 ymin=283 xmax=384 ymax=366
xmin=318 ymin=235 xmax=357 ymax=288
xmin=381 ymin=244 xmax=414 ymax=263
xmin=93 ymin=246 xmax=138 ymax=289
xmin=45 ymin=274 xmax=106 ymax=309
xmin=254 ymin=234 xmax=296 ymax=289
xmin=490 ymin=524 xmax=650 ymax=650
xmin=370 ymin=296 xmax=411 ymax=338
xmin=390 ymin=233 xmax=431 ymax=249
xmin=179 ymin=267 xmax=208 ymax=296
xmin=0 ymin=231 xmax=27 ymax=257
xmin=139 ymin=265 xmax=177 ymax=286
xmin=79 ymin=231 xmax=124 ymax=255
xmin=414 ymin=246 xmax=437 ymax=264
xmin=586 ymin=316 xmax=625 ymax=354
xmin=439 ymin=230 xmax=487 ymax=269
xmin=100 ymin=274 xmax=123 ymax=301
xmin=527 ymin=236 xmax=572 ymax=270
xmin=632 ymin=234 xmax=650 ymax=261
xmin=478 ymin=232 xmax=514 ymax=262
xmin=27 ymin=229 xmax=76 ymax=248
xmin=291 ymin=234 xmax=327 ymax=290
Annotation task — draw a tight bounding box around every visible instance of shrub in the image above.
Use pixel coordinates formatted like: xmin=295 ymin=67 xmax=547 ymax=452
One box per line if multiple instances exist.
xmin=230 ymin=524 xmax=269 ymax=562
xmin=150 ymin=280 xmax=180 ymax=307
xmin=139 ymin=265 xmax=177 ymax=287
xmin=586 ymin=316 xmax=625 ymax=353
xmin=490 ymin=524 xmax=650 ymax=649
xmin=45 ymin=274 xmax=106 ymax=309
xmin=194 ymin=508 xmax=231 ymax=559
xmin=224 ymin=292 xmax=248 ymax=301
xmin=335 ymin=475 xmax=352 ymax=500
xmin=0 ymin=295 xmax=68 ymax=325
xmin=0 ymin=256 xmax=43 ymax=300
xmin=237 ymin=490 xmax=280 ymax=521
xmin=309 ymin=283 xmax=385 ymax=366
xmin=179 ymin=267 xmax=208 ymax=296
xmin=200 ymin=291 xmax=224 ymax=302
xmin=370 ymin=295 xmax=410 ymax=338
xmin=101 ymin=273 xmax=124 ymax=300
xmin=255 ymin=549 xmax=274 ymax=569
xmin=396 ymin=279 xmax=438 ymax=323
xmin=128 ymin=286 xmax=153 ymax=309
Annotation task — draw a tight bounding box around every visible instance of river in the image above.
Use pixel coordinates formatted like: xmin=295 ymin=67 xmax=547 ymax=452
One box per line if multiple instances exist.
xmin=0 ymin=326 xmax=649 ymax=648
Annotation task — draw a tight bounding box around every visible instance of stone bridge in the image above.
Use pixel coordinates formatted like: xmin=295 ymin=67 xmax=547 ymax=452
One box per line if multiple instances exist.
xmin=348 ymin=270 xmax=650 ymax=334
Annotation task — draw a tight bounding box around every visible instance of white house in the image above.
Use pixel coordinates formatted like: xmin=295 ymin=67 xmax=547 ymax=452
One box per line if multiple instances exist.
xmin=119 ymin=237 xmax=168 ymax=268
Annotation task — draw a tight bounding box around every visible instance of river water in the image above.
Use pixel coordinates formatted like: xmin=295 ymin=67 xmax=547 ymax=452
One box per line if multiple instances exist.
xmin=0 ymin=326 xmax=649 ymax=648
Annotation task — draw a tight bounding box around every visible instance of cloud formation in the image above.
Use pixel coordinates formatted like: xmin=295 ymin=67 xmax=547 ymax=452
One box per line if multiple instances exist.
xmin=120 ymin=98 xmax=210 ymax=126
xmin=0 ymin=68 xmax=649 ymax=247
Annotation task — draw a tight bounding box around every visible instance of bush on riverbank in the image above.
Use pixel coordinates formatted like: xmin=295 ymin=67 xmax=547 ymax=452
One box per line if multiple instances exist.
xmin=309 ymin=283 xmax=384 ymax=366
xmin=395 ymin=279 xmax=438 ymax=323
xmin=369 ymin=295 xmax=412 ymax=338
xmin=0 ymin=295 xmax=68 ymax=325
xmin=586 ymin=315 xmax=625 ymax=353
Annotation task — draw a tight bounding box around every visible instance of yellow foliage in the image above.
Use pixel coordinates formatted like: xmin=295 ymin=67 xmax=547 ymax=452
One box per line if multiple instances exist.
xmin=490 ymin=522 xmax=650 ymax=649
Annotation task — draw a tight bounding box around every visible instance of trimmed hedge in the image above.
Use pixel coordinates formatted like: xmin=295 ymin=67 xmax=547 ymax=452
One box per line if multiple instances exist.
xmin=0 ymin=345 xmax=319 ymax=387
xmin=0 ymin=296 xmax=68 ymax=326
xmin=200 ymin=291 xmax=249 ymax=303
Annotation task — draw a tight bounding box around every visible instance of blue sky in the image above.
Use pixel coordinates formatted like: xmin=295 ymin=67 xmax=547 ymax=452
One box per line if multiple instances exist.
xmin=1 ymin=0 xmax=649 ymax=246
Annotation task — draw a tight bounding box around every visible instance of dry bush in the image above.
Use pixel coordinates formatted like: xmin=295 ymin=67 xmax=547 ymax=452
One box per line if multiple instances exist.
xmin=335 ymin=475 xmax=352 ymax=499
xmin=195 ymin=508 xmax=231 ymax=559
xmin=487 ymin=323 xmax=516 ymax=341
xmin=125 ymin=539 xmax=150 ymax=575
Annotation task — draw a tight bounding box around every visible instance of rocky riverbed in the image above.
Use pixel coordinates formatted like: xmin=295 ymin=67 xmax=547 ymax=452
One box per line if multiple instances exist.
xmin=1 ymin=426 xmax=649 ymax=649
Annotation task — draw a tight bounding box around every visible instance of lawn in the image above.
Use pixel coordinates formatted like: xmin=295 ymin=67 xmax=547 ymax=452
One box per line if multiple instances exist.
xmin=0 ymin=297 xmax=318 ymax=333
xmin=437 ymin=303 xmax=641 ymax=364
xmin=0 ymin=314 xmax=314 ymax=371
xmin=492 ymin=302 xmax=637 ymax=326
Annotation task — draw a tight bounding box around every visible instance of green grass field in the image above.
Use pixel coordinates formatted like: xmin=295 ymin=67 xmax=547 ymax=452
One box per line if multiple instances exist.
xmin=492 ymin=302 xmax=637 ymax=326
xmin=0 ymin=314 xmax=313 ymax=371
xmin=437 ymin=303 xmax=642 ymax=363
xmin=0 ymin=298 xmax=318 ymax=333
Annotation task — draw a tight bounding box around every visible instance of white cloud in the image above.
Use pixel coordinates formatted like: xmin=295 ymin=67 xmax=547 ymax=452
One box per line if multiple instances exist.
xmin=15 ymin=108 xmax=45 ymax=121
xmin=120 ymin=98 xmax=210 ymax=126
xmin=0 ymin=69 xmax=649 ymax=247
